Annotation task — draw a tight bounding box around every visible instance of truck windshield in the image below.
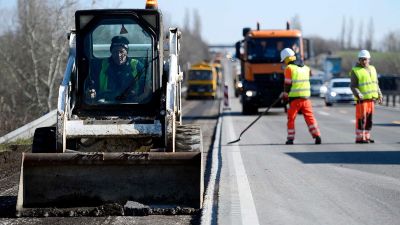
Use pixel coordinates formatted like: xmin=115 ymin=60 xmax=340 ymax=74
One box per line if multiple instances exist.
xmin=83 ymin=18 xmax=153 ymax=105
xmin=247 ymin=38 xmax=300 ymax=63
xmin=310 ymin=79 xmax=323 ymax=85
xmin=189 ymin=70 xmax=213 ymax=80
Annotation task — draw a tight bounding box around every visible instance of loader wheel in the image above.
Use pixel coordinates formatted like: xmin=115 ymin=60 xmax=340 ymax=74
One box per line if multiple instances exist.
xmin=175 ymin=124 xmax=202 ymax=152
xmin=32 ymin=127 xmax=57 ymax=153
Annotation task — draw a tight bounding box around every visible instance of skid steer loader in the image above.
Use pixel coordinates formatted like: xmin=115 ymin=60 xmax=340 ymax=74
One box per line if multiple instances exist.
xmin=16 ymin=2 xmax=203 ymax=216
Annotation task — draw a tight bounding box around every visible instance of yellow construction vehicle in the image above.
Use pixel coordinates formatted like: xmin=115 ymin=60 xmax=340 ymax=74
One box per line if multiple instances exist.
xmin=186 ymin=62 xmax=218 ymax=99
xmin=16 ymin=0 xmax=203 ymax=216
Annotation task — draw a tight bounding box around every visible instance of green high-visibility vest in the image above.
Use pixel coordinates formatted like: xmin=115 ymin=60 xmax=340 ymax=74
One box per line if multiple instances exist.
xmin=288 ymin=64 xmax=311 ymax=98
xmin=99 ymin=59 xmax=140 ymax=92
xmin=351 ymin=65 xmax=378 ymax=100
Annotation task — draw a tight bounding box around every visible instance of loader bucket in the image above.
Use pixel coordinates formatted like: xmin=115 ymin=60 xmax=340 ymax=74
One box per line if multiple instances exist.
xmin=16 ymin=152 xmax=203 ymax=214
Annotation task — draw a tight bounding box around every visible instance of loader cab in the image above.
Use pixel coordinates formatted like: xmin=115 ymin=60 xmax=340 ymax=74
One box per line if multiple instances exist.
xmin=74 ymin=10 xmax=163 ymax=116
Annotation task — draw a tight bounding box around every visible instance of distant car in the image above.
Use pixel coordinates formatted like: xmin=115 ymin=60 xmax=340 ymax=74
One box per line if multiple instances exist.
xmin=310 ymin=77 xmax=323 ymax=96
xmin=324 ymin=78 xmax=355 ymax=106
xmin=319 ymin=82 xmax=328 ymax=98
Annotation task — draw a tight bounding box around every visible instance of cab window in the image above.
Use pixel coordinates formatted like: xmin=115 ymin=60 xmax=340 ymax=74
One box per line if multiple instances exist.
xmin=83 ymin=18 xmax=153 ymax=105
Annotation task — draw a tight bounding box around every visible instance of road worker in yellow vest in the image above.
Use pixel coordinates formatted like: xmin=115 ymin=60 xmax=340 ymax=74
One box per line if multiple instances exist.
xmin=350 ymin=50 xmax=383 ymax=144
xmin=280 ymin=48 xmax=321 ymax=145
xmin=86 ymin=36 xmax=151 ymax=104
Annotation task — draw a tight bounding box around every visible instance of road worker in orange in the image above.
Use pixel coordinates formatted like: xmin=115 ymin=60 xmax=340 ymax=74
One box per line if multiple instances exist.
xmin=350 ymin=50 xmax=383 ymax=144
xmin=280 ymin=48 xmax=321 ymax=145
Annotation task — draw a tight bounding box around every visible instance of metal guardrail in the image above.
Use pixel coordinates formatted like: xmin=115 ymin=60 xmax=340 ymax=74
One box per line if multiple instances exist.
xmin=0 ymin=110 xmax=57 ymax=144
xmin=383 ymin=92 xmax=400 ymax=108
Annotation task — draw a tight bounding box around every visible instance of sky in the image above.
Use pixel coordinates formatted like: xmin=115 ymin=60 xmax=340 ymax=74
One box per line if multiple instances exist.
xmin=108 ymin=0 xmax=400 ymax=47
xmin=2 ymin=0 xmax=400 ymax=47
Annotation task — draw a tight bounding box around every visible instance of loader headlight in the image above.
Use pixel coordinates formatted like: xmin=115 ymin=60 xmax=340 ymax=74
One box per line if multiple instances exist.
xmin=237 ymin=81 xmax=243 ymax=88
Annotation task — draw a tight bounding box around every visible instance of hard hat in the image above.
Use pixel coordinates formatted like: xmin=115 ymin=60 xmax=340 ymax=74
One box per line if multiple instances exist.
xmin=358 ymin=50 xmax=371 ymax=59
xmin=280 ymin=48 xmax=295 ymax=62
xmin=110 ymin=36 xmax=129 ymax=51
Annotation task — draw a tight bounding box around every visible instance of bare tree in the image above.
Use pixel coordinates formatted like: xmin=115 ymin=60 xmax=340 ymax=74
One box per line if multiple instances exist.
xmin=340 ymin=16 xmax=346 ymax=50
xmin=192 ymin=9 xmax=201 ymax=37
xmin=347 ymin=17 xmax=354 ymax=49
xmin=309 ymin=36 xmax=340 ymax=56
xmin=290 ymin=14 xmax=302 ymax=31
xmin=365 ymin=17 xmax=374 ymax=50
xmin=383 ymin=30 xmax=400 ymax=52
xmin=179 ymin=8 xmax=209 ymax=72
xmin=183 ymin=8 xmax=191 ymax=33
xmin=358 ymin=20 xmax=363 ymax=49
xmin=0 ymin=0 xmax=77 ymax=135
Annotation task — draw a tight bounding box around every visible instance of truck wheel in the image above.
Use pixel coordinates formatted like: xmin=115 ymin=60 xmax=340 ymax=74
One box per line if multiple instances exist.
xmin=175 ymin=124 xmax=202 ymax=152
xmin=32 ymin=127 xmax=57 ymax=153
xmin=242 ymin=101 xmax=250 ymax=115
xmin=242 ymin=102 xmax=257 ymax=115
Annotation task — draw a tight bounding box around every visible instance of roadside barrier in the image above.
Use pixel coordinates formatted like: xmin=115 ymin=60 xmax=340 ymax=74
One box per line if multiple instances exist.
xmin=0 ymin=110 xmax=57 ymax=144
xmin=223 ymin=83 xmax=230 ymax=109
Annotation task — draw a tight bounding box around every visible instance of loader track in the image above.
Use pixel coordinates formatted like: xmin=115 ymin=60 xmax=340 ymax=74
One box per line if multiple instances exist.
xmin=175 ymin=124 xmax=202 ymax=152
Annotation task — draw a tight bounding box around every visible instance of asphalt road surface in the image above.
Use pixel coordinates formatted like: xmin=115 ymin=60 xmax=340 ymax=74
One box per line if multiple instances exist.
xmin=216 ymin=79 xmax=400 ymax=225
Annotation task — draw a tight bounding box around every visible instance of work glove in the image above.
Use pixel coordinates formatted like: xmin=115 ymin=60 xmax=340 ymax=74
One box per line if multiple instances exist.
xmin=280 ymin=92 xmax=289 ymax=103
xmin=357 ymin=93 xmax=363 ymax=100
xmin=88 ymin=89 xmax=96 ymax=99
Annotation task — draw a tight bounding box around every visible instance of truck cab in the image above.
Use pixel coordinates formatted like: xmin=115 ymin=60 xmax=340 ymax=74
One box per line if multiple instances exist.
xmin=236 ymin=24 xmax=310 ymax=114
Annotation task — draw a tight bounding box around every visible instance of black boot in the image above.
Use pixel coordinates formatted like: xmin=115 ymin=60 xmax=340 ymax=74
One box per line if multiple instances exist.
xmin=286 ymin=139 xmax=294 ymax=145
xmin=315 ymin=136 xmax=321 ymax=144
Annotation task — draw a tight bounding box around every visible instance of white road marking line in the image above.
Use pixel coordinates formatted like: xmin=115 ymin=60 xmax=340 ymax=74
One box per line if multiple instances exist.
xmin=226 ymin=116 xmax=260 ymax=225
xmin=200 ymin=103 xmax=223 ymax=225
xmin=318 ymin=111 xmax=330 ymax=116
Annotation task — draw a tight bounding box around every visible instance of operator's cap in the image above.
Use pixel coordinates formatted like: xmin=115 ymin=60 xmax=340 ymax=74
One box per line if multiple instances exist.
xmin=110 ymin=36 xmax=129 ymax=52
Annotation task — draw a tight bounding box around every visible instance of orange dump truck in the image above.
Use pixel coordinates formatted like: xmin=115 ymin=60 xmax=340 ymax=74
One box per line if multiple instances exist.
xmin=235 ymin=23 xmax=310 ymax=114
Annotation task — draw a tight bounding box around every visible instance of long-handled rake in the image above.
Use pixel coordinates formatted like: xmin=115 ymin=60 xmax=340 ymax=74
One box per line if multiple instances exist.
xmin=228 ymin=97 xmax=282 ymax=144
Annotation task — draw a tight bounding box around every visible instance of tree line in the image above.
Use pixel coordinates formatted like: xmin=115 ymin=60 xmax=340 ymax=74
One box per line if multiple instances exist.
xmin=290 ymin=15 xmax=400 ymax=76
xmin=0 ymin=0 xmax=76 ymax=136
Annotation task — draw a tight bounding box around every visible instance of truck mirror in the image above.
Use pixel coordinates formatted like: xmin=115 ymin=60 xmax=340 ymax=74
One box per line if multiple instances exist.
xmin=242 ymin=27 xmax=251 ymax=37
xmin=235 ymin=41 xmax=244 ymax=62
xmin=303 ymin=38 xmax=312 ymax=60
